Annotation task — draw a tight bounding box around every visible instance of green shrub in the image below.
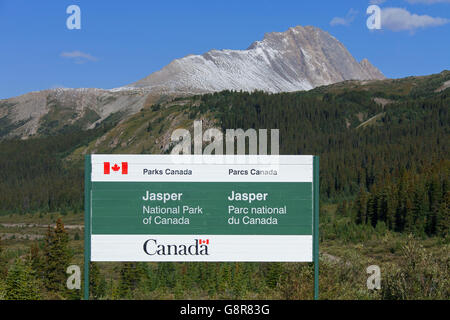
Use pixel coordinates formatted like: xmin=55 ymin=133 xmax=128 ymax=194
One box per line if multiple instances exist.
xmin=381 ymin=236 xmax=450 ymax=299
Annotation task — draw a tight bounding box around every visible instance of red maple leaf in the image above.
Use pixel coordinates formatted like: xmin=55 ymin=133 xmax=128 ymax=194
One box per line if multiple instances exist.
xmin=111 ymin=164 xmax=120 ymax=172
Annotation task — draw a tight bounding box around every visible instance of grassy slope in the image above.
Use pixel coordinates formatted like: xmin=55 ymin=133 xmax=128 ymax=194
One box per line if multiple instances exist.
xmin=69 ymin=97 xmax=217 ymax=157
xmin=75 ymin=70 xmax=450 ymax=156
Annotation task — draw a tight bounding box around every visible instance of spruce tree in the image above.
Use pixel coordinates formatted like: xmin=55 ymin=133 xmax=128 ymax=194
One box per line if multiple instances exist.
xmin=42 ymin=218 xmax=71 ymax=295
xmin=29 ymin=242 xmax=43 ymax=277
xmin=4 ymin=258 xmax=41 ymax=300
xmin=118 ymin=262 xmax=142 ymax=298
xmin=436 ymin=191 xmax=450 ymax=237
xmin=355 ymin=188 xmax=368 ymax=225
xmin=0 ymin=239 xmax=8 ymax=279
xmin=90 ymin=262 xmax=106 ymax=299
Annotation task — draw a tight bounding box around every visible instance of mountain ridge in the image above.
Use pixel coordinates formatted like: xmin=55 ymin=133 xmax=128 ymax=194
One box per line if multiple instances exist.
xmin=0 ymin=25 xmax=387 ymax=139
xmin=127 ymin=25 xmax=385 ymax=93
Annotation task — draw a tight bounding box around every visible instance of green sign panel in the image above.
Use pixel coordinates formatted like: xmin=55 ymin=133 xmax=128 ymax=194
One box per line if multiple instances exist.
xmin=84 ymin=155 xmax=320 ymax=299
xmin=91 ymin=182 xmax=313 ymax=235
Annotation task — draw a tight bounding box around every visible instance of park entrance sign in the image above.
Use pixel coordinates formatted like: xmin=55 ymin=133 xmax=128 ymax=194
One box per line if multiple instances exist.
xmin=84 ymin=155 xmax=319 ymax=298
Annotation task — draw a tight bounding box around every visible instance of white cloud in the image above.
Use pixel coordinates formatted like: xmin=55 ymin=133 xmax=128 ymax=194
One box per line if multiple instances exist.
xmin=381 ymin=7 xmax=450 ymax=31
xmin=330 ymin=9 xmax=358 ymax=26
xmin=60 ymin=51 xmax=98 ymax=64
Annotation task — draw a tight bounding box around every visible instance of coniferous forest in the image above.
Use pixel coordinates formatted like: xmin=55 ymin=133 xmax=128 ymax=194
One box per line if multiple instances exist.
xmin=0 ymin=72 xmax=449 ymax=299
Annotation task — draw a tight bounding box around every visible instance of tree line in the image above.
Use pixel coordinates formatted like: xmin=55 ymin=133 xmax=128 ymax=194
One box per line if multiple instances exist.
xmin=0 ymin=125 xmax=110 ymax=214
xmin=195 ymin=87 xmax=449 ymax=236
xmin=352 ymin=160 xmax=449 ymax=237
xmin=0 ymin=83 xmax=448 ymax=237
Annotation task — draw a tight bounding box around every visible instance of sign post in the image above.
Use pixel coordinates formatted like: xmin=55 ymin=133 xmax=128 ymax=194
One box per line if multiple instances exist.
xmin=84 ymin=155 xmax=319 ymax=300
xmin=84 ymin=155 xmax=91 ymax=300
xmin=313 ymin=156 xmax=319 ymax=300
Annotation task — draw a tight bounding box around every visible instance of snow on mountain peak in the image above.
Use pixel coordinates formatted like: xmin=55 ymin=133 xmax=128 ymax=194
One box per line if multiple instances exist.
xmin=127 ymin=25 xmax=385 ymax=94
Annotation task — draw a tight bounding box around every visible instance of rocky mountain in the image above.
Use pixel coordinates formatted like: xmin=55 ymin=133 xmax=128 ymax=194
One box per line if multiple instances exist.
xmin=126 ymin=26 xmax=385 ymax=93
xmin=359 ymin=58 xmax=385 ymax=80
xmin=73 ymin=70 xmax=450 ymax=157
xmin=0 ymin=88 xmax=153 ymax=138
xmin=0 ymin=25 xmax=385 ymax=139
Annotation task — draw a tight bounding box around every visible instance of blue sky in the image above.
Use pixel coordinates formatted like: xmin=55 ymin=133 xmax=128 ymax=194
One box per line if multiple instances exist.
xmin=0 ymin=0 xmax=449 ymax=99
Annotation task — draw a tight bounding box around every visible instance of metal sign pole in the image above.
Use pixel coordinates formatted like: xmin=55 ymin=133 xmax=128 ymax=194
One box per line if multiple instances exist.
xmin=84 ymin=155 xmax=91 ymax=300
xmin=313 ymin=156 xmax=320 ymax=300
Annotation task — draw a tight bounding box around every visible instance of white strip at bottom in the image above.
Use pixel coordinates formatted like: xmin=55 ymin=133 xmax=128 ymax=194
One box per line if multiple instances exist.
xmin=91 ymin=235 xmax=313 ymax=262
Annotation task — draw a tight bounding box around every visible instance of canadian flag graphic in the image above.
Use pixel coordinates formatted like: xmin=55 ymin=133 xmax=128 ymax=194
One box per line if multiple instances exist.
xmin=104 ymin=162 xmax=128 ymax=175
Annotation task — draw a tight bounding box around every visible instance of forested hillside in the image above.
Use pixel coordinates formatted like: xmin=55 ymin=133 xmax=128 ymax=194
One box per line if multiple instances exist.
xmin=0 ymin=125 xmax=111 ymax=213
xmin=0 ymin=72 xmax=448 ymax=300
xmin=353 ymin=160 xmax=449 ymax=237
xmin=0 ymin=71 xmax=448 ymax=236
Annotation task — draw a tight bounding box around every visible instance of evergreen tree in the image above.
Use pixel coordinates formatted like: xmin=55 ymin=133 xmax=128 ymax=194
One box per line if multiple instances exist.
xmin=29 ymin=242 xmax=43 ymax=277
xmin=265 ymin=263 xmax=282 ymax=289
xmin=352 ymin=161 xmax=449 ymax=237
xmin=42 ymin=218 xmax=71 ymax=295
xmin=0 ymin=239 xmax=8 ymax=279
xmin=118 ymin=263 xmax=142 ymax=298
xmin=355 ymin=188 xmax=368 ymax=224
xmin=4 ymin=258 xmax=41 ymax=300
xmin=90 ymin=262 xmax=106 ymax=299
xmin=436 ymin=191 xmax=450 ymax=237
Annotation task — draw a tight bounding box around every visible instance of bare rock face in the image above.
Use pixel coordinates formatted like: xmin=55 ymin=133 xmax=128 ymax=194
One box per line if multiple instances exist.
xmin=0 ymin=25 xmax=385 ymax=139
xmin=0 ymin=88 xmax=148 ymax=139
xmin=359 ymin=58 xmax=386 ymax=80
xmin=127 ymin=25 xmax=385 ymax=93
